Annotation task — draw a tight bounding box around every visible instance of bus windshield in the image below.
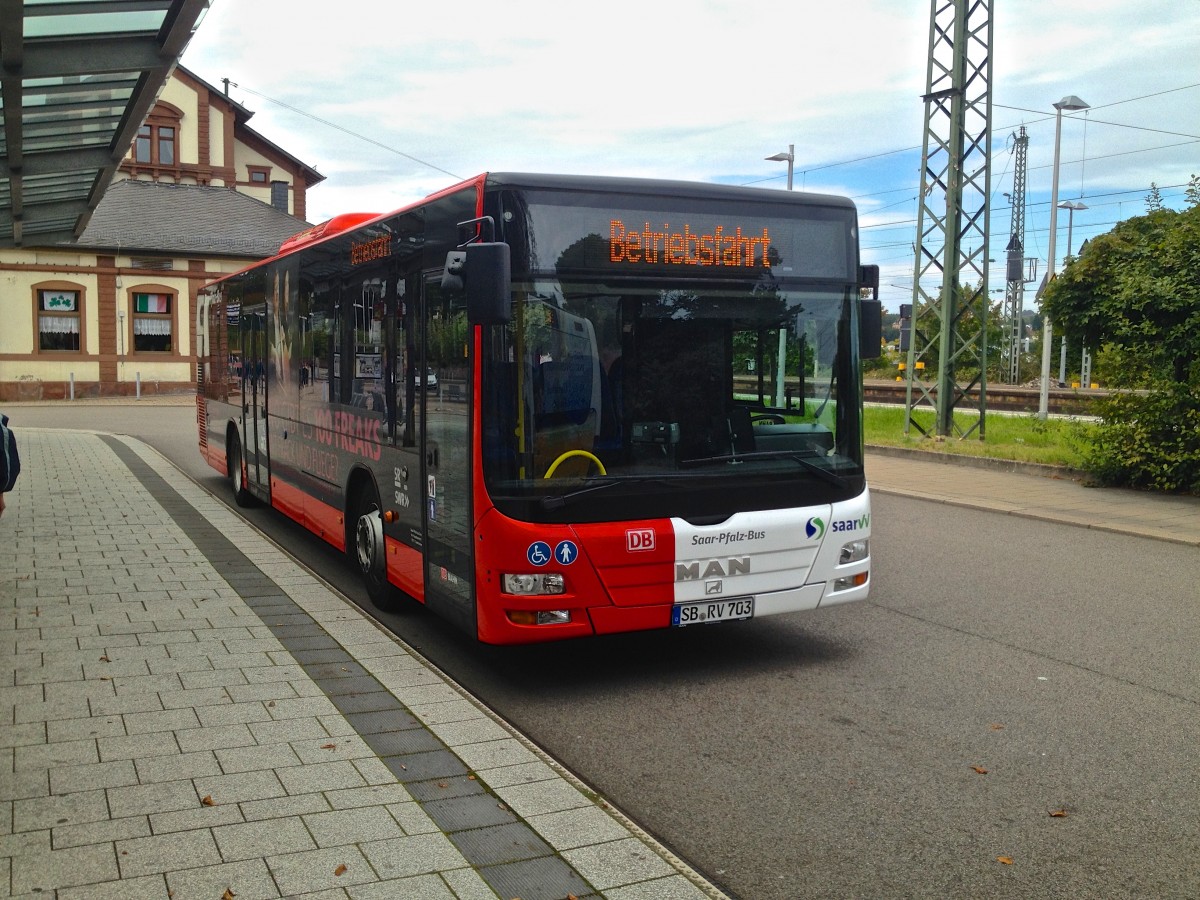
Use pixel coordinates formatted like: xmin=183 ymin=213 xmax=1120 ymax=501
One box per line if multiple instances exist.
xmin=480 ymin=276 xmax=863 ymax=523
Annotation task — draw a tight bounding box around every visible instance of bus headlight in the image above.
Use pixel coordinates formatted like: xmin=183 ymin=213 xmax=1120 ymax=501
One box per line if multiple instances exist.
xmin=839 ymin=539 xmax=869 ymax=565
xmin=502 ymin=573 xmax=565 ymax=595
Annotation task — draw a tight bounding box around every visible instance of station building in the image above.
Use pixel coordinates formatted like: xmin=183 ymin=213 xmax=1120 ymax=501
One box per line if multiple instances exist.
xmin=0 ymin=66 xmax=322 ymax=402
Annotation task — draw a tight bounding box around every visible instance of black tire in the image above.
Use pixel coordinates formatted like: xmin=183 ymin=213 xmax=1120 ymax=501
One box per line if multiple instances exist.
xmin=349 ymin=482 xmax=398 ymax=608
xmin=229 ymin=432 xmax=255 ymax=508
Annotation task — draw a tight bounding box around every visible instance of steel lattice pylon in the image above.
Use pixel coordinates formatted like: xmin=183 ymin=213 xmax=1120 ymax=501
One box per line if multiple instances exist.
xmin=1003 ymin=126 xmax=1030 ymax=385
xmin=905 ymin=0 xmax=993 ymax=439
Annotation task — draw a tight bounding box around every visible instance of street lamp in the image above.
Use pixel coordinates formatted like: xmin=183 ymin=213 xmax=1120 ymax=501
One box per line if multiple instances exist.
xmin=766 ymin=145 xmax=794 ymax=191
xmin=1038 ymin=94 xmax=1089 ymax=419
xmin=1057 ymin=199 xmax=1089 ymax=385
xmin=1057 ymin=199 xmax=1087 ymax=258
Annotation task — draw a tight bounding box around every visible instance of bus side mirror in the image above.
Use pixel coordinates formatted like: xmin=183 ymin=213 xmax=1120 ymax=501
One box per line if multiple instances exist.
xmin=858 ymin=264 xmax=882 ymax=359
xmin=859 ymin=298 xmax=882 ymax=359
xmin=442 ymin=243 xmax=512 ymax=325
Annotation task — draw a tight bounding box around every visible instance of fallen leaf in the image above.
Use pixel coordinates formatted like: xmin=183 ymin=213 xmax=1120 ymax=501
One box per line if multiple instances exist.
xmin=1049 ymin=809 xmax=1069 ymax=818
xmin=221 ymin=889 xmax=236 ymax=900
xmin=321 ymin=743 xmax=337 ymax=751
xmin=201 ymin=795 xmax=215 ymax=806
xmin=468 ymin=774 xmax=477 ymax=781
xmin=98 ymin=676 xmax=111 ymax=681
xmin=970 ymin=765 xmax=989 ymax=775
xmin=437 ymin=781 xmax=449 ymax=789
xmin=334 ymin=864 xmax=348 ymax=876
xmin=267 ymin=701 xmax=276 ymax=707
xmin=99 ymin=655 xmax=110 ymax=662
xmin=997 ymin=856 xmax=1013 ymax=865
xmin=990 ymin=723 xmax=1005 ymax=731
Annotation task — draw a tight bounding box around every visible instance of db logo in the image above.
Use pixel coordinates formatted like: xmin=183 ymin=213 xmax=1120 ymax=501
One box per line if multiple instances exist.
xmin=626 ymin=528 xmax=655 ymax=552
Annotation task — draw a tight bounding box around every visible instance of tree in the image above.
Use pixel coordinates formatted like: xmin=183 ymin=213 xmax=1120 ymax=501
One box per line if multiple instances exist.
xmin=1042 ymin=197 xmax=1200 ymax=493
xmin=1145 ymin=182 xmax=1164 ymax=212
xmin=1042 ymin=203 xmax=1200 ymax=385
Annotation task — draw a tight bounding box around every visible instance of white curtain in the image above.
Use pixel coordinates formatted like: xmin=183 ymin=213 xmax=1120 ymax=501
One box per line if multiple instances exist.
xmin=133 ymin=318 xmax=172 ymax=335
xmin=39 ymin=315 xmax=79 ymax=334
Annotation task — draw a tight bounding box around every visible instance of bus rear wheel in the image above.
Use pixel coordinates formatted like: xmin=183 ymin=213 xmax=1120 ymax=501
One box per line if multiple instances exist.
xmin=229 ymin=433 xmax=254 ymax=508
xmin=350 ymin=484 xmax=396 ymax=608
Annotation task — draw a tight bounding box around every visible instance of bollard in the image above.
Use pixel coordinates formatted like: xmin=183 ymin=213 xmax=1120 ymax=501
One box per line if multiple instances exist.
xmin=69 ymin=372 xmax=75 ymax=401
xmin=136 ymin=371 xmax=142 ymax=399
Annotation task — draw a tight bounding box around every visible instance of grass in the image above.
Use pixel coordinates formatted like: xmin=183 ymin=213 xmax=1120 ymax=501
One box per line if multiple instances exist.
xmin=863 ymin=406 xmax=1094 ymax=469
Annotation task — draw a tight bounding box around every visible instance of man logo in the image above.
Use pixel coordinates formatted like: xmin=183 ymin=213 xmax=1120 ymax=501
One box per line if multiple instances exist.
xmin=627 ymin=528 xmax=655 ymax=552
xmin=806 ymin=517 xmax=826 ymax=540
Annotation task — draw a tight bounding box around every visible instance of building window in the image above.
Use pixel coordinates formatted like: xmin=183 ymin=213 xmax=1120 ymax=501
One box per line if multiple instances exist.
xmin=158 ymin=126 xmax=175 ymax=165
xmin=248 ymin=166 xmax=270 ymax=184
xmin=270 ymin=180 xmax=288 ymax=211
xmin=134 ymin=123 xmax=177 ymax=166
xmin=38 ymin=288 xmax=82 ymax=352
xmin=132 ymin=292 xmax=174 ymax=352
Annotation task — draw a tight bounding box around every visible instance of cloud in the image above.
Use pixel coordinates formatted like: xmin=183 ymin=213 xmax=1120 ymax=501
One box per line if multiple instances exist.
xmin=183 ymin=0 xmax=1200 ymax=308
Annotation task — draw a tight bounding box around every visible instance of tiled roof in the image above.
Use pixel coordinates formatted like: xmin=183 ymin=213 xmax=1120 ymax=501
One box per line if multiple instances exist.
xmin=74 ymin=180 xmax=309 ymax=258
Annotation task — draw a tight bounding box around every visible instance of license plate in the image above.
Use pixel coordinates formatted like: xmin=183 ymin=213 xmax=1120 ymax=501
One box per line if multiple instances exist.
xmin=671 ymin=597 xmax=754 ymax=627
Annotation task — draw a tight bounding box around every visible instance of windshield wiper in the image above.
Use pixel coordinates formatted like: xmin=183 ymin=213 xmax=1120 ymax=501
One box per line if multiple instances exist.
xmin=539 ymin=476 xmax=675 ymax=510
xmin=679 ymin=450 xmax=848 ymax=489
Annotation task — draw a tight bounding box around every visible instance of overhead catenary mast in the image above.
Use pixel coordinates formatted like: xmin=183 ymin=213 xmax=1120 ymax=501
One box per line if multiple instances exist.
xmin=904 ymin=0 xmax=994 ymax=439
xmin=1004 ymin=126 xmax=1030 ymax=385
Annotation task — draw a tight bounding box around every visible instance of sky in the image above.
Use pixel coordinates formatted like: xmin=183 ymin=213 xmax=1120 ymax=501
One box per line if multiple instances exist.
xmin=180 ymin=0 xmax=1200 ymax=311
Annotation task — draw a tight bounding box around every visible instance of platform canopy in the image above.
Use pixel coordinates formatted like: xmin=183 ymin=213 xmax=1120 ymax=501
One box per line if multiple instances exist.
xmin=0 ymin=0 xmax=209 ymax=248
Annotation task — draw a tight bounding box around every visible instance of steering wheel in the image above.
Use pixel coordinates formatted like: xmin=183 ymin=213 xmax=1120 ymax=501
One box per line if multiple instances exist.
xmin=751 ymin=414 xmax=786 ymax=425
xmin=544 ymin=449 xmax=607 ymax=478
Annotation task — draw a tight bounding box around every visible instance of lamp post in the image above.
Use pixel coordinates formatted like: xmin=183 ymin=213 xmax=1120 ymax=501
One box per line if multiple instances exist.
xmin=766 ymin=145 xmax=795 ymax=406
xmin=766 ymin=145 xmax=794 ymax=191
xmin=1038 ymin=95 xmax=1089 ymax=419
xmin=1058 ymin=200 xmax=1087 ymax=258
xmin=1057 ymin=200 xmax=1088 ymax=385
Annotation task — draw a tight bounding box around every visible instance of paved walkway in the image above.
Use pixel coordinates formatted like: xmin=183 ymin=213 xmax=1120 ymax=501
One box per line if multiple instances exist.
xmin=2 ymin=430 xmax=720 ymax=900
xmin=2 ymin=425 xmax=1197 ymax=900
xmin=866 ymin=446 xmax=1200 ymax=547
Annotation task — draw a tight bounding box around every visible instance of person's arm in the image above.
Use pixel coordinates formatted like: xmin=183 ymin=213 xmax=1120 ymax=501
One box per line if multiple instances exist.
xmin=0 ymin=491 xmax=6 ymax=518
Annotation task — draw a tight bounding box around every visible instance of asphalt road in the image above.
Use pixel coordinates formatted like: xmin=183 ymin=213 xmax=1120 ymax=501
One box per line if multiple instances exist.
xmin=13 ymin=403 xmax=1200 ymax=899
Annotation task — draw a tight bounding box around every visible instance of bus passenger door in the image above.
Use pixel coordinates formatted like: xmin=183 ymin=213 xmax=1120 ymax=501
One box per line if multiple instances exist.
xmin=241 ymin=305 xmax=270 ymax=497
xmin=420 ymin=273 xmax=475 ymax=633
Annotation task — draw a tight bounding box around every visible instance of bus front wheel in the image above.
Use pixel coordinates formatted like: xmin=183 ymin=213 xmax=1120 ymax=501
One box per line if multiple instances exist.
xmin=350 ymin=484 xmax=394 ymax=608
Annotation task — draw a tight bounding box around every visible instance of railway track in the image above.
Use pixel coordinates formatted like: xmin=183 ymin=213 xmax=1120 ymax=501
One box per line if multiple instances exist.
xmin=863 ymin=379 xmax=1105 ymax=415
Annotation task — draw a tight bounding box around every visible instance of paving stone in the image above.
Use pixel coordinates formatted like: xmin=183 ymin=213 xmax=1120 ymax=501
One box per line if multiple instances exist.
xmin=302 ymin=805 xmax=408 ymax=848
xmin=134 ymin=749 xmax=221 ymax=784
xmin=276 ymin=759 xmax=368 ymax=795
xmin=164 ymin=858 xmax=280 ymax=900
xmin=448 ymin=821 xmax=553 ymax=866
xmin=192 ymin=769 xmax=287 ymax=805
xmin=359 ymin=832 xmax=469 ymax=881
xmin=52 ymin=813 xmax=152 ymax=849
xmin=239 ymin=792 xmax=331 ymax=823
xmin=11 ymin=841 xmax=121 ymax=893
xmin=266 ymin=845 xmax=376 ymax=895
xmin=215 ymin=742 xmax=302 ymax=774
xmin=116 ymin=827 xmax=222 ymax=877
xmin=13 ymin=790 xmax=109 ymax=832
xmin=57 ymin=872 xmax=169 ymax=900
xmin=148 ymin=801 xmax=245 ymax=835
xmin=107 ymin=779 xmax=200 ymax=818
xmin=49 ymin=758 xmax=138 ymax=795
xmin=214 ymin=817 xmax=317 ymax=861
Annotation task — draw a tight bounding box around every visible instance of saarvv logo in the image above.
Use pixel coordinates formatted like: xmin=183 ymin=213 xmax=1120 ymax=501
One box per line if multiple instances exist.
xmin=805 ymin=517 xmax=826 ymax=540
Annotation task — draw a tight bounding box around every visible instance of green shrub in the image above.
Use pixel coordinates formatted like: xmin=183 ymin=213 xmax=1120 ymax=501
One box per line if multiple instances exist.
xmin=1084 ymin=382 xmax=1200 ymax=493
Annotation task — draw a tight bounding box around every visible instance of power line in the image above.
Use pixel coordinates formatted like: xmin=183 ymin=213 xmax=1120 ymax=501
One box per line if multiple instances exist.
xmin=231 ymin=83 xmax=462 ymax=181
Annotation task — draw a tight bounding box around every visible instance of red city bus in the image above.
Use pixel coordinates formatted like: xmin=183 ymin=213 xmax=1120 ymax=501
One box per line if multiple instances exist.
xmin=197 ymin=173 xmax=881 ymax=644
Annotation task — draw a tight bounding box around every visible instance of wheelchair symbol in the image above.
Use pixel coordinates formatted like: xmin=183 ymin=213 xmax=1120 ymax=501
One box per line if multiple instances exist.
xmin=527 ymin=541 xmax=552 ymax=567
